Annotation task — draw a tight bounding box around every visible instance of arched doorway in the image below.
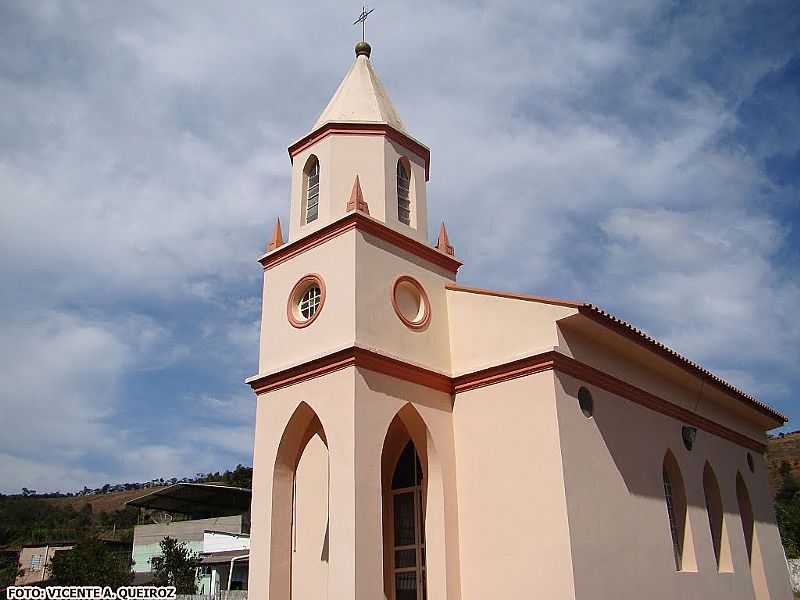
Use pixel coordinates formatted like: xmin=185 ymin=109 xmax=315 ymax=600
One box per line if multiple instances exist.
xmin=382 ymin=409 xmax=428 ymax=600
xmin=390 ymin=440 xmax=426 ymax=600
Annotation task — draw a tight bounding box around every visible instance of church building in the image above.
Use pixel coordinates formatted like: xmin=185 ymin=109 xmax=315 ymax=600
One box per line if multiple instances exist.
xmin=245 ymin=41 xmax=792 ymax=600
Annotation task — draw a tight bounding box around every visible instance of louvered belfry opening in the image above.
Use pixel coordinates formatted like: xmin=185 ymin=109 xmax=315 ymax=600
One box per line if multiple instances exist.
xmin=397 ymin=159 xmax=411 ymax=226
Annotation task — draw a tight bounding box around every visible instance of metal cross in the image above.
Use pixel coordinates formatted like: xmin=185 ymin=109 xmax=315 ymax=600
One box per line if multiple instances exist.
xmin=353 ymin=4 xmax=374 ymax=42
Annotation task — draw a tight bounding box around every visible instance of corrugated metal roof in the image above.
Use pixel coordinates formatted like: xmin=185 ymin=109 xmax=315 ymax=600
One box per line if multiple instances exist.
xmin=126 ymin=483 xmax=251 ymax=517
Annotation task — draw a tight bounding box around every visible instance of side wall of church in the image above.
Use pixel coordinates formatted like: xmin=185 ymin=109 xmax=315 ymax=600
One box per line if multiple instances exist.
xmin=555 ymin=370 xmax=791 ymax=600
xmin=557 ymin=320 xmax=770 ymax=443
xmin=452 ymin=371 xmax=576 ymax=600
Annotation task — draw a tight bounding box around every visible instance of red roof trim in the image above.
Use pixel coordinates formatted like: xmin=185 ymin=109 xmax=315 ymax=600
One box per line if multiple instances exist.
xmin=445 ymin=283 xmax=583 ymax=308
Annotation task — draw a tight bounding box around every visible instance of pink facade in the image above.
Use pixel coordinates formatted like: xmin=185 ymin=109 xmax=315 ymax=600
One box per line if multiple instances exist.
xmin=246 ymin=42 xmax=791 ymax=600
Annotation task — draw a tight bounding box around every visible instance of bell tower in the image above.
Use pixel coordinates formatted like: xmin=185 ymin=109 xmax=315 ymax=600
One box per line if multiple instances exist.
xmin=247 ymin=42 xmax=462 ymax=600
xmin=285 ymin=41 xmax=431 ymax=245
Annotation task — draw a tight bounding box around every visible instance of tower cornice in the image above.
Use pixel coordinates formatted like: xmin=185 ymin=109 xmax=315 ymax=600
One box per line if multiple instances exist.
xmin=288 ymin=121 xmax=431 ymax=181
xmin=258 ymin=211 xmax=462 ymax=274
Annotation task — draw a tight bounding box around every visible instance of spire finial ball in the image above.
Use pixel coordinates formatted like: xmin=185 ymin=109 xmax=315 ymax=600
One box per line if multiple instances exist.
xmin=355 ymin=41 xmax=372 ymax=58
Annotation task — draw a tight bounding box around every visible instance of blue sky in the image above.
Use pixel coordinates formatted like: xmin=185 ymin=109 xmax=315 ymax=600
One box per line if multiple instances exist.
xmin=0 ymin=1 xmax=798 ymax=494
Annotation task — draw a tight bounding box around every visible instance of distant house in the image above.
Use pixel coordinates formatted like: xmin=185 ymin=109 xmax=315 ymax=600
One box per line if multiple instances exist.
xmin=15 ymin=542 xmax=74 ymax=586
xmin=197 ymin=531 xmax=250 ymax=595
xmin=127 ymin=483 xmax=251 ymax=595
xmin=14 ymin=540 xmax=131 ymax=586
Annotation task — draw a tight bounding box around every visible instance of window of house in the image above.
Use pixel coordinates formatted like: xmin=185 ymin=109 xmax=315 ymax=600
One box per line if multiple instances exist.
xmin=305 ymin=157 xmax=320 ymax=224
xmin=29 ymin=554 xmax=43 ymax=571
xmin=397 ymin=160 xmax=411 ymax=226
xmin=391 ymin=441 xmax=426 ymax=600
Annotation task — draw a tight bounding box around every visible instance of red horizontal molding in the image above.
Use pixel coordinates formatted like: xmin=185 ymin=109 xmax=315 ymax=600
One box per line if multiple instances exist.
xmin=247 ymin=347 xmax=766 ymax=453
xmin=247 ymin=346 xmax=451 ymax=395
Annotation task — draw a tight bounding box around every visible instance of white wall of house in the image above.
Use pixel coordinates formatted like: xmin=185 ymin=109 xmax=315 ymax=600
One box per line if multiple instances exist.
xmin=203 ymin=531 xmax=250 ymax=554
xmin=132 ymin=515 xmax=243 ymax=573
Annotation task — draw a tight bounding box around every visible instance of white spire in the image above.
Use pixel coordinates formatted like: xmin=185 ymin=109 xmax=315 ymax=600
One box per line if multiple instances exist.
xmin=312 ymin=44 xmax=406 ymax=132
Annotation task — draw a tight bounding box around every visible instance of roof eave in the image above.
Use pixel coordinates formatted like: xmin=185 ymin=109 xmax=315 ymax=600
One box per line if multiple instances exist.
xmin=563 ymin=307 xmax=787 ymax=426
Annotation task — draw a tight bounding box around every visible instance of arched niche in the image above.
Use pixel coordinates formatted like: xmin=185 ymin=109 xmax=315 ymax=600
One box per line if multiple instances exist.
xmin=269 ymin=401 xmax=329 ymax=599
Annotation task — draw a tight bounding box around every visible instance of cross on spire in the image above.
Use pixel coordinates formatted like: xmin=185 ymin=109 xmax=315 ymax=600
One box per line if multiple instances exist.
xmin=353 ymin=4 xmax=374 ymax=42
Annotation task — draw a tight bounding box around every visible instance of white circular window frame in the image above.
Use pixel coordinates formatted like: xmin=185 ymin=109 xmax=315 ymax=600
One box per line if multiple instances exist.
xmin=287 ymin=274 xmax=326 ymax=328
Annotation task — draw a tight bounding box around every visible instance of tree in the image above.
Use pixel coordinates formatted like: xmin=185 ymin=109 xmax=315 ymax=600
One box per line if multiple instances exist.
xmin=0 ymin=555 xmax=22 ymax=590
xmin=48 ymin=535 xmax=133 ymax=588
xmin=150 ymin=537 xmax=199 ymax=593
xmin=775 ymin=467 xmax=800 ymax=558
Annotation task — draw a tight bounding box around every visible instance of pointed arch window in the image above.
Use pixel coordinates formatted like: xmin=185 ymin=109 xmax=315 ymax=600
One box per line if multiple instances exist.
xmin=391 ymin=440 xmax=426 ymax=600
xmin=397 ymin=159 xmax=411 ymax=226
xmin=663 ymin=452 xmax=691 ymax=571
xmin=703 ymin=462 xmax=732 ymax=571
xmin=304 ymin=156 xmax=320 ymax=224
xmin=736 ymin=472 xmax=754 ymax=565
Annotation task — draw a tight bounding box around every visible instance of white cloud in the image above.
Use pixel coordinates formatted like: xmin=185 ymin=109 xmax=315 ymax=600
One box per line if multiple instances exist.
xmin=596 ymin=208 xmax=799 ymax=370
xmin=0 ymin=309 xmax=185 ymax=475
xmin=0 ymin=0 xmax=798 ymax=492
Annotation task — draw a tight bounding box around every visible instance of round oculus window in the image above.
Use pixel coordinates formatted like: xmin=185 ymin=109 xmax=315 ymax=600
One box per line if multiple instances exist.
xmin=287 ymin=274 xmax=326 ymax=328
xmin=392 ymin=276 xmax=431 ymax=330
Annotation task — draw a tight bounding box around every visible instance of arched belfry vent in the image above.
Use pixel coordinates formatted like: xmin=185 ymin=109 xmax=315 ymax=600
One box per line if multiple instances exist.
xmin=346 ymin=175 xmax=370 ymax=214
xmin=267 ymin=217 xmax=284 ymax=252
xmin=312 ymin=43 xmax=406 ymax=132
xmin=435 ymin=222 xmax=455 ymax=256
